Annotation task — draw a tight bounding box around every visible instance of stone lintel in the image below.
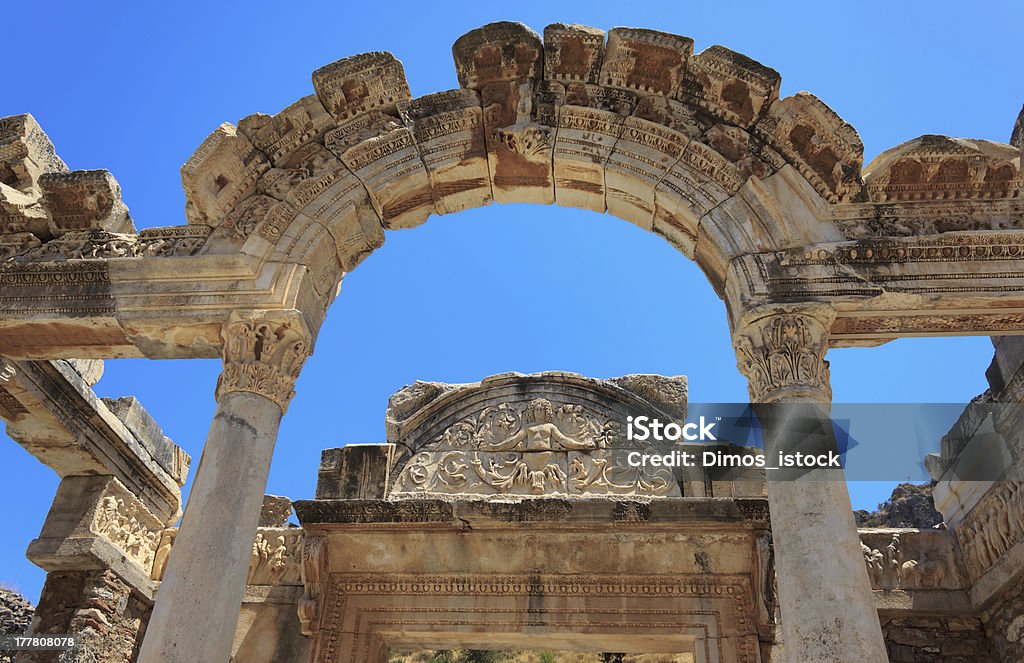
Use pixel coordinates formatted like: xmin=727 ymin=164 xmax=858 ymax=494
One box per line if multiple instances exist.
xmin=294 ymin=497 xmax=769 ymax=527
xmin=2 ymin=359 xmax=187 ymax=521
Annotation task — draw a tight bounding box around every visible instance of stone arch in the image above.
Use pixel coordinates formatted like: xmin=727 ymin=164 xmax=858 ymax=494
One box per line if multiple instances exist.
xmin=180 ymin=21 xmax=862 ymax=315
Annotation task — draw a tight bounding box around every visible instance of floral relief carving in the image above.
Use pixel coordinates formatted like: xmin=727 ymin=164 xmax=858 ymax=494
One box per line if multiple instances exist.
xmin=215 ymin=310 xmax=311 ymax=411
xmin=392 ymin=396 xmax=677 ymax=498
xmin=733 ymin=307 xmax=834 ymax=402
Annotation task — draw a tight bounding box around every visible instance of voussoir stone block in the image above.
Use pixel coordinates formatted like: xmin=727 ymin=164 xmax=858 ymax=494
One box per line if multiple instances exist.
xmin=182 ymin=123 xmax=270 ymax=226
xmin=600 ymin=27 xmax=693 ymax=97
xmin=453 ymin=22 xmax=553 ymax=204
xmin=237 ymin=95 xmax=335 ymax=167
xmin=755 ymin=91 xmax=864 ymax=203
xmin=680 ymin=45 xmax=781 ymax=128
xmin=398 ymin=89 xmax=492 ymax=214
xmin=312 ymin=52 xmax=412 ymax=122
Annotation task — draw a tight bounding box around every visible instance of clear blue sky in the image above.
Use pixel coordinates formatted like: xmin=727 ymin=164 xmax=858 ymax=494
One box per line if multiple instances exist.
xmin=2 ymin=1 xmax=1021 ymax=603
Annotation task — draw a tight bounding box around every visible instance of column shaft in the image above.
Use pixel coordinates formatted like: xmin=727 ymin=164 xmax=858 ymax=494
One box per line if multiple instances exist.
xmin=734 ymin=306 xmax=888 ymax=663
xmin=138 ymin=310 xmax=310 ymax=663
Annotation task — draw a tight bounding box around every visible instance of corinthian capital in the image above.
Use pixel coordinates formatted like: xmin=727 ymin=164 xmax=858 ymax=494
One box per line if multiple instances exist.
xmin=733 ymin=304 xmax=836 ymax=403
xmin=215 ymin=310 xmax=312 ymax=412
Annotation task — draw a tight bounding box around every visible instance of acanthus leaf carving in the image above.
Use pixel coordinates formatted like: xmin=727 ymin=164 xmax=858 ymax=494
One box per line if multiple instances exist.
xmin=733 ymin=305 xmax=835 ymax=403
xmin=215 ymin=310 xmax=312 ymax=412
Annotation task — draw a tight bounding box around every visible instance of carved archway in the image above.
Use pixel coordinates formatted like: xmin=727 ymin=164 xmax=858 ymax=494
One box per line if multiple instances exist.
xmin=1 ymin=22 xmax=1021 ymax=360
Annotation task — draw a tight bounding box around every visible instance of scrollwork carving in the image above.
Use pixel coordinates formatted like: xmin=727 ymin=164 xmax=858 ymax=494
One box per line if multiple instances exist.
xmin=215 ymin=310 xmax=312 ymax=412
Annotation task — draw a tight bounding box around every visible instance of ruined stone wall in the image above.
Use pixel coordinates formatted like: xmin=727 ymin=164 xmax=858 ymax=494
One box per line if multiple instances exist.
xmin=17 ymin=570 xmax=150 ymax=663
xmin=881 ymin=616 xmax=993 ymax=662
xmin=982 ymin=579 xmax=1024 ymax=662
xmin=0 ymin=589 xmax=34 ymax=663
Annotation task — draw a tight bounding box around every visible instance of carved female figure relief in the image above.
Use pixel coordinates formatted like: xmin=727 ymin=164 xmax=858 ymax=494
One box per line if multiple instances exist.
xmin=480 ymin=398 xmax=596 ymax=451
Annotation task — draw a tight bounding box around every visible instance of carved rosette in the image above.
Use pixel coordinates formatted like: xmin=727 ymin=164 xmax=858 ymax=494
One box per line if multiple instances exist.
xmin=733 ymin=305 xmax=835 ymax=403
xmin=215 ymin=310 xmax=312 ymax=412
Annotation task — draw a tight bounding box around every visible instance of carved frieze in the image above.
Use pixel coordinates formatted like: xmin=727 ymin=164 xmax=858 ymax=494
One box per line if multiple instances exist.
xmin=249 ymin=528 xmax=303 ymax=586
xmin=859 ymin=530 xmax=965 ymax=591
xmin=91 ymin=484 xmax=163 ymax=572
xmin=215 ymin=310 xmax=311 ymax=411
xmin=4 ymin=226 xmax=211 ymax=262
xmin=680 ymin=45 xmax=781 ymax=128
xmin=600 ymin=28 xmax=693 ymax=96
xmin=388 ymin=373 xmax=692 ymax=499
xmin=543 ymin=24 xmax=605 ymax=84
xmin=955 ymin=480 xmax=1024 ymax=582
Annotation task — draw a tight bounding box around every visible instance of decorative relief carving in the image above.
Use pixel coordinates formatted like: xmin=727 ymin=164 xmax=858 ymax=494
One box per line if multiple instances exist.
xmin=832 ymin=200 xmax=1024 ymax=239
xmin=864 ymin=136 xmax=1021 ymax=203
xmin=91 ymin=490 xmax=162 ymax=572
xmin=859 ymin=531 xmax=963 ymax=591
xmin=756 ymin=92 xmax=864 ymax=203
xmin=215 ymin=310 xmax=311 ymax=411
xmin=600 ymin=28 xmax=693 ymax=96
xmin=4 ymin=226 xmax=210 ymax=262
xmin=391 ymin=394 xmax=680 ymax=498
xmin=314 ymin=573 xmax=759 ymax=663
xmin=733 ymin=306 xmax=834 ymax=402
xmin=956 ymin=480 xmax=1024 ymax=582
xmin=543 ymin=24 xmax=605 ymax=84
xmin=298 ymin=534 xmax=328 ymax=636
xmin=249 ymin=528 xmax=303 ymax=585
xmin=312 ymin=52 xmax=411 ymax=121
xmin=452 ymin=22 xmax=543 ymax=90
xmin=680 ymin=45 xmax=781 ymax=128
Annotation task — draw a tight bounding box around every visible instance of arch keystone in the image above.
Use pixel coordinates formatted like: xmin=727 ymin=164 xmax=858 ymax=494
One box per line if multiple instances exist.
xmin=454 ymin=22 xmax=553 ymax=204
xmin=312 ymin=52 xmax=412 ymax=121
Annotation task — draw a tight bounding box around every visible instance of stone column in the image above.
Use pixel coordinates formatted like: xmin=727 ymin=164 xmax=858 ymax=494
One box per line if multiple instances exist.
xmin=733 ymin=304 xmax=888 ymax=663
xmin=138 ymin=310 xmax=311 ymax=663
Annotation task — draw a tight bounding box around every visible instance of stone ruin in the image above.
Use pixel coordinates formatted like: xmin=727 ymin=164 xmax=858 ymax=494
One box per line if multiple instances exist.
xmin=0 ymin=18 xmax=1023 ymax=663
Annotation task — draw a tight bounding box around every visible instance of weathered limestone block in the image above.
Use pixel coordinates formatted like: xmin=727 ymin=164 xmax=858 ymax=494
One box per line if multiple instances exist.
xmin=39 ymin=170 xmax=134 ymax=235
xmin=542 ymin=23 xmax=605 ymax=84
xmin=312 ymin=52 xmax=411 ymax=122
xmin=453 ymin=22 xmax=553 ymax=204
xmin=982 ymin=579 xmax=1024 ymax=663
xmin=237 ymin=95 xmax=335 ymax=167
xmin=2 ymin=359 xmax=186 ymax=521
xmin=604 ymin=116 xmax=689 ymax=229
xmin=680 ymin=46 xmax=781 ymax=128
xmin=316 ymin=445 xmax=394 ymax=499
xmin=181 ymin=123 xmax=269 ymax=226
xmin=333 ymin=124 xmax=434 ymax=229
xmin=864 ymin=135 xmax=1022 ymax=203
xmin=654 ymin=139 xmax=744 ymax=257
xmin=0 ymin=114 xmax=67 ymax=237
xmin=399 ymin=89 xmax=492 ymax=214
xmin=704 ymin=122 xmax=787 ymax=182
xmin=19 ymin=569 xmax=151 ymax=663
xmin=259 ymin=495 xmax=293 ymax=527
xmin=0 ymin=232 xmax=41 ymax=260
xmin=102 ymin=396 xmax=190 ymax=486
xmin=756 ymin=91 xmax=864 ymax=203
xmin=27 ymin=475 xmax=163 ymax=592
xmin=858 ymin=529 xmax=967 ymax=593
xmin=552 ymin=102 xmax=626 ymax=212
xmin=253 ymin=142 xmax=381 ymax=276
xmin=881 ymin=616 xmax=993 ymax=663
xmin=632 ymin=95 xmax=706 ymax=136
xmin=599 ymin=28 xmax=693 ymax=96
